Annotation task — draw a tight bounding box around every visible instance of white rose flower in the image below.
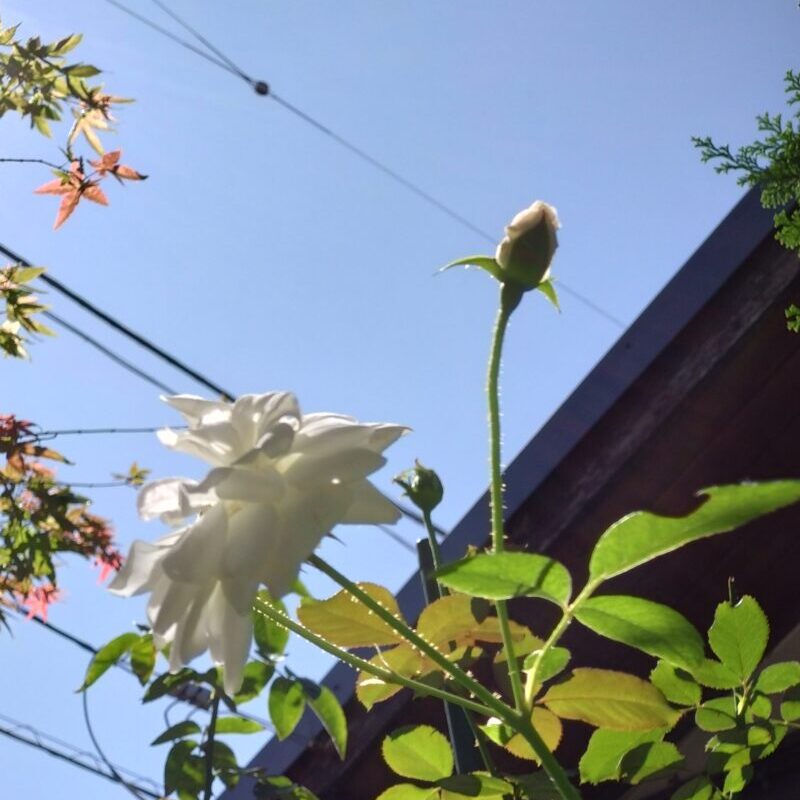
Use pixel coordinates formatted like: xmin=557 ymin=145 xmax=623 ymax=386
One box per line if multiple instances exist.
xmin=110 ymin=392 xmax=408 ymax=694
xmin=495 ymin=201 xmax=560 ymax=289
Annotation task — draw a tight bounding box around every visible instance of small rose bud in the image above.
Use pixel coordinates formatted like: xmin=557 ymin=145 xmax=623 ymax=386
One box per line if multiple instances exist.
xmin=495 ymin=201 xmax=560 ymax=290
xmin=393 ymin=460 xmax=444 ymax=513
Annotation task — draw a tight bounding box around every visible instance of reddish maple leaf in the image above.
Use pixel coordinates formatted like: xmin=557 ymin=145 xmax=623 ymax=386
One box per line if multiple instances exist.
xmin=34 ymin=162 xmax=109 ymax=229
xmin=19 ymin=584 xmax=61 ymax=622
xmin=89 ymin=150 xmax=146 ymax=182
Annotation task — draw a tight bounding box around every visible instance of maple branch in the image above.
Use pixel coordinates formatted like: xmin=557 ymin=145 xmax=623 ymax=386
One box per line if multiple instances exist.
xmin=0 ymin=158 xmax=65 ymax=170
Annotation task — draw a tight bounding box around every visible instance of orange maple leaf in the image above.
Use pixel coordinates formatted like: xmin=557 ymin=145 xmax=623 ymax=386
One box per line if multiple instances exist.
xmin=34 ymin=162 xmax=109 ymax=229
xmin=89 ymin=150 xmax=146 ymax=182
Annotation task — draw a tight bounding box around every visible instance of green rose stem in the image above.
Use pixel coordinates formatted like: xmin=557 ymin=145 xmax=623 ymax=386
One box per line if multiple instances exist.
xmin=308 ymin=554 xmax=501 ymax=713
xmin=203 ymin=687 xmax=221 ymax=800
xmin=422 ymin=508 xmax=445 ymax=574
xmin=486 ymin=284 xmax=526 ymax=713
xmin=252 ymin=596 xmax=494 ymax=719
xmin=307 ymin=555 xmax=579 ymax=800
xmin=523 ymin=584 xmax=595 ymax=706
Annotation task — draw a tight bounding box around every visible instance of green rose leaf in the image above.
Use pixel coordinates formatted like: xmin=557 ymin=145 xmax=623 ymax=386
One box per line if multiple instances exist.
xmin=619 ymin=741 xmax=683 ymax=785
xmin=708 ymin=596 xmax=769 ymax=682
xmin=436 ymin=552 xmax=572 ymax=607
xmin=748 ymin=693 xmax=773 ymax=720
xmin=142 ymin=668 xmax=200 ymax=703
xmin=164 ymin=740 xmax=202 ymax=795
xmin=233 ymin=660 xmax=275 ymax=704
xmin=575 ymin=595 xmax=705 ymax=670
xmin=438 ymin=773 xmax=513 ymax=799
xmin=150 ymin=720 xmax=202 ymax=746
xmin=299 ymin=679 xmax=347 ymax=759
xmin=688 ymin=659 xmax=740 ymax=690
xmin=755 ymin=661 xmax=800 ymax=694
xmin=650 ymin=661 xmax=701 ymax=707
xmin=80 ymin=632 xmax=139 ymax=690
xmin=588 ymin=481 xmax=800 ymax=582
xmin=722 ymin=766 xmax=753 ymax=795
xmin=215 ymin=716 xmax=265 ymax=735
xmin=382 ymin=725 xmax=454 ymax=782
xmin=670 ymin=776 xmax=717 ymax=800
xmin=255 ymin=775 xmax=321 ymax=798
xmin=210 ymin=740 xmax=239 ymax=788
xmin=297 ymin=583 xmax=407 ymax=648
xmin=525 ymin=647 xmax=571 ymax=684
xmin=540 ymin=669 xmax=682 ymax=731
xmin=511 ymin=772 xmax=563 ymax=800
xmin=253 ymin=591 xmax=290 ymax=657
xmin=376 ymin=786 xmax=439 ymax=800
xmin=129 ymin=633 xmax=156 ymax=686
xmin=579 ymin=729 xmax=666 ymax=784
xmin=269 ymin=677 xmax=306 ymax=740
xmin=780 ymin=685 xmax=800 ymax=722
xmin=695 ymin=696 xmax=737 ymax=732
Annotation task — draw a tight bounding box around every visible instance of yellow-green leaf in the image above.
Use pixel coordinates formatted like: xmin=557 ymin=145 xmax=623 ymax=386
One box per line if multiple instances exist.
xmin=415 ymin=594 xmax=537 ymax=652
xmin=588 ymin=481 xmax=800 ymax=582
xmin=356 ymin=645 xmax=424 ymax=709
xmin=436 ymin=552 xmax=572 ymax=607
xmin=756 ymin=661 xmax=800 ymax=694
xmin=575 ymin=595 xmax=705 ymax=670
xmin=579 ymin=729 xmax=666 ymax=784
xmin=297 ymin=583 xmax=406 ymax=648
xmin=540 ymin=669 xmax=682 ymax=731
xmin=377 ymin=785 xmax=438 ymax=800
xmin=619 ymin=741 xmax=683 ymax=784
xmin=708 ymin=596 xmax=769 ymax=682
xmin=480 ymin=708 xmax=562 ymax=763
xmin=215 ymin=717 xmax=265 ymax=735
xmin=439 ymin=773 xmax=513 ymax=799
xmin=650 ymin=661 xmax=701 ymax=707
xmin=670 ymin=776 xmax=716 ymax=800
xmin=382 ymin=725 xmax=453 ymax=782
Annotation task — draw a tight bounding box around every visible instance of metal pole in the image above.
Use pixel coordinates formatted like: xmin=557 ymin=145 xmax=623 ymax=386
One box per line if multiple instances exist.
xmin=416 ymin=539 xmax=484 ymax=774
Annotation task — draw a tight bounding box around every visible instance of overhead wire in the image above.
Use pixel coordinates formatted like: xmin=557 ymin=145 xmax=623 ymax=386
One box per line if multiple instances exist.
xmin=0 ymin=241 xmax=234 ymax=400
xmin=43 ymin=310 xmax=178 ymax=395
xmin=102 ymin=0 xmax=626 ymax=330
xmin=0 ymin=711 xmax=162 ymax=799
xmin=82 ymin=691 xmax=152 ymax=800
xmin=10 ymin=608 xmax=274 ymax=729
xmin=102 ymin=0 xmax=237 ymax=78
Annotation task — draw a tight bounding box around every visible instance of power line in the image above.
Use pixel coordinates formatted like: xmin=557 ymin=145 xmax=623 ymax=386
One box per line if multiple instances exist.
xmin=0 ymin=712 xmax=162 ymax=799
xmin=0 ymin=241 xmax=235 ymax=399
xmin=101 ymin=0 xmax=626 ymax=330
xmin=35 ymin=425 xmax=184 ymax=439
xmin=82 ymin=691 xmax=153 ymax=800
xmin=43 ymin=310 xmax=178 ymax=395
xmin=103 ymin=0 xmax=238 ymax=77
xmin=149 ymin=0 xmax=255 ymax=85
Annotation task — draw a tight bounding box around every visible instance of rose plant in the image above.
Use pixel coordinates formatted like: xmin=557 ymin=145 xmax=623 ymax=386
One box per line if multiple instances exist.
xmin=79 ymin=203 xmax=800 ymax=800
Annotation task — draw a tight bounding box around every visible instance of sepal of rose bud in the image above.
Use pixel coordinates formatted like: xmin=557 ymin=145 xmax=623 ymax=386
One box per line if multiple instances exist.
xmin=495 ymin=201 xmax=560 ymax=290
xmin=394 ymin=460 xmax=444 ymax=513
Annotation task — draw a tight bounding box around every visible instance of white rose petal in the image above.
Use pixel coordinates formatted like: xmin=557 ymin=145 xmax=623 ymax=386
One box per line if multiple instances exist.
xmin=111 ymin=391 xmax=407 ymax=693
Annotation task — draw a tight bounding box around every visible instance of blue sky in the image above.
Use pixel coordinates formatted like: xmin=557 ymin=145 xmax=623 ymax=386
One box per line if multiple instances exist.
xmin=2 ymin=1 xmax=799 ymax=796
